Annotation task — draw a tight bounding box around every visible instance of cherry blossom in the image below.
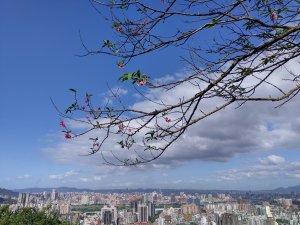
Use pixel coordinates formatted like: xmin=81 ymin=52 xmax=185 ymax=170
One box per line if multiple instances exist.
xmin=115 ymin=27 xmax=123 ymax=33
xmin=271 ymin=11 xmax=278 ymax=21
xmin=165 ymin=117 xmax=172 ymax=123
xmin=137 ymin=80 xmax=147 ymax=86
xmin=60 ymin=120 xmax=66 ymax=128
xmin=118 ymin=63 xmax=125 ymax=69
xmin=64 ymin=133 xmax=72 ymax=139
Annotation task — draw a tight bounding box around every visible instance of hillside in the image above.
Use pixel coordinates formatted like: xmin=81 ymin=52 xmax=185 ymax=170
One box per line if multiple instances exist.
xmin=0 ymin=188 xmax=18 ymax=197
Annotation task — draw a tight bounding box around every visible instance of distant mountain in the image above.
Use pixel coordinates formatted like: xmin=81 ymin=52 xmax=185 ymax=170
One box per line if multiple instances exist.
xmin=273 ymin=185 xmax=300 ymax=193
xmin=14 ymin=185 xmax=300 ymax=194
xmin=14 ymin=187 xmax=92 ymax=193
xmin=14 ymin=187 xmax=159 ymax=194
xmin=0 ymin=188 xmax=18 ymax=197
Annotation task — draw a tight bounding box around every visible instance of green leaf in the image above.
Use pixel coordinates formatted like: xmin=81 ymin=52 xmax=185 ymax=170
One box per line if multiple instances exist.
xmin=69 ymin=88 xmax=77 ymax=93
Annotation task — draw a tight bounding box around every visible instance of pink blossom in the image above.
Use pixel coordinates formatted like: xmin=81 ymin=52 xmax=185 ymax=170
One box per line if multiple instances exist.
xmin=118 ymin=63 xmax=125 ymax=69
xmin=86 ymin=115 xmax=90 ymax=119
xmin=65 ymin=133 xmax=72 ymax=139
xmin=93 ymin=143 xmax=99 ymax=147
xmin=165 ymin=117 xmax=172 ymax=123
xmin=115 ymin=27 xmax=123 ymax=33
xmin=118 ymin=123 xmax=124 ymax=130
xmin=137 ymin=80 xmax=147 ymax=86
xmin=80 ymin=106 xmax=85 ymax=110
xmin=271 ymin=11 xmax=278 ymax=21
xmin=143 ymin=20 xmax=148 ymax=25
xmin=85 ymin=97 xmax=90 ymax=103
xmin=60 ymin=120 xmax=66 ymax=128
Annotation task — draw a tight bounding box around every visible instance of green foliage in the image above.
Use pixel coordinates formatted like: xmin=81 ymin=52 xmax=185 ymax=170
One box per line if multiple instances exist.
xmin=276 ymin=218 xmax=290 ymax=224
xmin=0 ymin=206 xmax=73 ymax=225
xmin=71 ymin=204 xmax=103 ymax=213
xmin=149 ymin=214 xmax=159 ymax=223
xmin=119 ymin=69 xmax=149 ymax=84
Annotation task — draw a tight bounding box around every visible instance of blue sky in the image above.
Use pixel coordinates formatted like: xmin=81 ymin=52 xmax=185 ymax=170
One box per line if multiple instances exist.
xmin=1 ymin=0 xmax=300 ymax=190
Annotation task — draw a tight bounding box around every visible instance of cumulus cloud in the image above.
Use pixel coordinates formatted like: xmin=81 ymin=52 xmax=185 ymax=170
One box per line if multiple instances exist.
xmin=217 ymin=155 xmax=300 ymax=181
xmin=43 ymin=58 xmax=300 ymax=171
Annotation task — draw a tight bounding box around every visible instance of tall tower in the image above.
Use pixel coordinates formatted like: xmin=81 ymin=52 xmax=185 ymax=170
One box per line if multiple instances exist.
xmin=103 ymin=211 xmax=112 ymax=225
xmin=138 ymin=204 xmax=149 ymax=222
xmin=17 ymin=193 xmax=26 ymax=207
xmin=147 ymin=201 xmax=155 ymax=218
xmin=51 ymin=189 xmax=58 ymax=201
xmin=101 ymin=205 xmax=117 ymax=225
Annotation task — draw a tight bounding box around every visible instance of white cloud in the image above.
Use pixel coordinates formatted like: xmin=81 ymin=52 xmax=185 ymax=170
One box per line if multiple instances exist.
xmin=259 ymin=155 xmax=286 ymax=165
xmin=43 ymin=58 xmax=300 ymax=175
xmin=80 ymin=177 xmax=90 ymax=183
xmin=17 ymin=174 xmax=31 ymax=179
xmin=93 ymin=175 xmax=103 ymax=181
xmin=49 ymin=170 xmax=78 ymax=180
xmin=217 ymin=155 xmax=300 ymax=181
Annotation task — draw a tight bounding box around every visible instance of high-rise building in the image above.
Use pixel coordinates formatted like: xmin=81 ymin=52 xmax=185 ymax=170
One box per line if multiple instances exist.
xmin=138 ymin=204 xmax=148 ymax=222
xmin=103 ymin=211 xmax=112 ymax=225
xmin=143 ymin=193 xmax=153 ymax=203
xmin=51 ymin=189 xmax=58 ymax=201
xmin=25 ymin=193 xmax=30 ymax=207
xmin=81 ymin=195 xmax=90 ymax=205
xmin=147 ymin=201 xmax=155 ymax=218
xmin=170 ymin=193 xmax=176 ymax=203
xmin=181 ymin=203 xmax=199 ymax=215
xmin=220 ymin=213 xmax=241 ymax=225
xmin=17 ymin=193 xmax=26 ymax=207
xmin=101 ymin=205 xmax=117 ymax=225
xmin=130 ymin=198 xmax=142 ymax=213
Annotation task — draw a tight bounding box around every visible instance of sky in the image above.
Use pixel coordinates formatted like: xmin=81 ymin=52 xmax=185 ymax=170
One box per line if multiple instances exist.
xmin=0 ymin=0 xmax=300 ymax=191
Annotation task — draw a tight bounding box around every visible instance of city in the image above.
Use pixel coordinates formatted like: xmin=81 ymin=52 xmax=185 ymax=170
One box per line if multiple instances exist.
xmin=1 ymin=188 xmax=300 ymax=225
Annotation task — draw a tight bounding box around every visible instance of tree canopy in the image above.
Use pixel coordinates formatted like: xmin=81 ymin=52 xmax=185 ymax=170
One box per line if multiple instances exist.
xmin=57 ymin=0 xmax=300 ymax=166
xmin=0 ymin=206 xmax=73 ymax=225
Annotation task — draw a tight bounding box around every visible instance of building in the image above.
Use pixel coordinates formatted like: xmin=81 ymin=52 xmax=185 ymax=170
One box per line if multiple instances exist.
xmin=147 ymin=201 xmax=155 ymax=218
xmin=51 ymin=189 xmax=58 ymax=201
xmin=17 ymin=193 xmax=26 ymax=207
xmin=138 ymin=204 xmax=148 ymax=222
xmin=101 ymin=205 xmax=117 ymax=225
xmin=220 ymin=213 xmax=241 ymax=225
xmin=181 ymin=203 xmax=199 ymax=215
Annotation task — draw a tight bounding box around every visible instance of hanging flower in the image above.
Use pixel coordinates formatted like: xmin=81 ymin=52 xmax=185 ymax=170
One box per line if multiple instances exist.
xmin=118 ymin=123 xmax=124 ymax=132
xmin=137 ymin=80 xmax=147 ymax=86
xmin=271 ymin=11 xmax=278 ymax=21
xmin=65 ymin=133 xmax=72 ymax=139
xmin=165 ymin=117 xmax=172 ymax=123
xmin=115 ymin=27 xmax=123 ymax=33
xmin=60 ymin=120 xmax=67 ymax=129
xmin=85 ymin=97 xmax=90 ymax=103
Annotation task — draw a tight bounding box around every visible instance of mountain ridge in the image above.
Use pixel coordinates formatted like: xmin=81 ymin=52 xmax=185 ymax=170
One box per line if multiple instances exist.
xmin=0 ymin=188 xmax=18 ymax=197
xmin=12 ymin=185 xmax=300 ymax=194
